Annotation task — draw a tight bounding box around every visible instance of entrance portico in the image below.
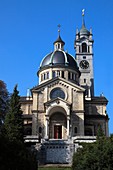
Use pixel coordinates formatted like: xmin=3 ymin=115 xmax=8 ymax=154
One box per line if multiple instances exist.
xmin=45 ymin=100 xmax=71 ymax=139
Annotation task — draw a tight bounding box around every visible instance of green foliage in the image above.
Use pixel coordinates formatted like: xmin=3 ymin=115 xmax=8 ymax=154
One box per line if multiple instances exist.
xmin=4 ymin=85 xmax=24 ymax=142
xmin=0 ymin=84 xmax=37 ymax=170
xmin=0 ymin=134 xmax=37 ymax=170
xmin=0 ymin=80 xmax=9 ymax=126
xmin=72 ymin=136 xmax=113 ymax=170
xmin=96 ymin=124 xmax=104 ymax=140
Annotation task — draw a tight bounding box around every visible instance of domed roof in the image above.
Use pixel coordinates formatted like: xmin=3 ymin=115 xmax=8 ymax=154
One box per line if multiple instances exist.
xmin=40 ymin=50 xmax=78 ymax=70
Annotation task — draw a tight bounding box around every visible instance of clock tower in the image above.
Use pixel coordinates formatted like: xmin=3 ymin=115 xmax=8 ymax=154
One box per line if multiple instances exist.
xmin=75 ymin=10 xmax=94 ymax=97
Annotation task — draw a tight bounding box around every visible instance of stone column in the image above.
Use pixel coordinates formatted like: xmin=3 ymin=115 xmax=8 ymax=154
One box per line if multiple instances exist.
xmin=67 ymin=118 xmax=70 ymax=137
xmin=45 ymin=117 xmax=49 ymax=139
xmin=50 ymin=68 xmax=52 ymax=79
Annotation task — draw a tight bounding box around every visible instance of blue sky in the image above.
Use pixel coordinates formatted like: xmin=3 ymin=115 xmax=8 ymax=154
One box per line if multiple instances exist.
xmin=0 ymin=0 xmax=113 ymax=133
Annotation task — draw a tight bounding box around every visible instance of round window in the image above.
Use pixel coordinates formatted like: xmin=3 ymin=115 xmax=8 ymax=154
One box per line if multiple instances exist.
xmin=50 ymin=88 xmax=65 ymax=99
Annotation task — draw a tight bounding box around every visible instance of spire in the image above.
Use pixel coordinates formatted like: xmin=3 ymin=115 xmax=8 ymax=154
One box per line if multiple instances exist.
xmin=82 ymin=9 xmax=85 ymax=28
xmin=53 ymin=24 xmax=65 ymax=51
xmin=79 ymin=9 xmax=90 ymax=36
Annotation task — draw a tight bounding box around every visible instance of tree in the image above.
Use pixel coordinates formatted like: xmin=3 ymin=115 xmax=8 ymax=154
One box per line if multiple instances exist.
xmin=4 ymin=85 xmax=24 ymax=142
xmin=0 ymin=134 xmax=37 ymax=170
xmin=72 ymin=136 xmax=113 ymax=170
xmin=0 ymin=80 xmax=9 ymax=127
xmin=1 ymin=85 xmax=37 ymax=170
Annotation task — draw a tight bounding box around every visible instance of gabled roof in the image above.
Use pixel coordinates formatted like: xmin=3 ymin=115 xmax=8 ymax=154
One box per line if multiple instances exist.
xmin=31 ymin=77 xmax=85 ymax=93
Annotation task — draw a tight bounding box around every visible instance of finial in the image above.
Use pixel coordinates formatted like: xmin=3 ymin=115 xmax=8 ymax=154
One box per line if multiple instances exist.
xmin=57 ymin=24 xmax=61 ymax=35
xmin=82 ymin=9 xmax=85 ymax=16
xmin=82 ymin=9 xmax=85 ymax=27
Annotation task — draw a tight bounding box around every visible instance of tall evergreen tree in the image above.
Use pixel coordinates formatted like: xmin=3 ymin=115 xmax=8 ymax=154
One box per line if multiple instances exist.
xmin=4 ymin=85 xmax=24 ymax=142
xmin=0 ymin=80 xmax=9 ymax=127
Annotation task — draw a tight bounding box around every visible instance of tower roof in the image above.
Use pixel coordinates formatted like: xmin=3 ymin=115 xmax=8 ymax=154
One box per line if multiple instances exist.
xmin=53 ymin=35 xmax=65 ymax=45
xmin=53 ymin=25 xmax=65 ymax=50
xmin=79 ymin=9 xmax=90 ymax=36
xmin=80 ymin=24 xmax=90 ymax=36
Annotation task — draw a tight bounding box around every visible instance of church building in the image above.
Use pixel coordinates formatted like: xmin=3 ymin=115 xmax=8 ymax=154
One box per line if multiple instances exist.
xmin=20 ymin=12 xmax=109 ymax=164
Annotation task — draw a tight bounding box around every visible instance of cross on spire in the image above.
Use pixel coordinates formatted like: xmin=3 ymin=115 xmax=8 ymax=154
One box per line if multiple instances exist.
xmin=58 ymin=24 xmax=61 ymax=35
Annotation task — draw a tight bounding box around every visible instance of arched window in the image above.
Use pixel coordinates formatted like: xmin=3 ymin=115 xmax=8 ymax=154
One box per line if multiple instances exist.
xmin=44 ymin=73 xmax=46 ymax=80
xmin=41 ymin=74 xmax=43 ymax=81
xmin=88 ymin=46 xmax=90 ymax=53
xmin=47 ymin=72 xmax=49 ymax=79
xmin=52 ymin=71 xmax=56 ymax=78
xmin=68 ymin=72 xmax=70 ymax=79
xmin=82 ymin=43 xmax=87 ymax=52
xmin=79 ymin=46 xmax=81 ymax=52
xmin=62 ymin=71 xmax=64 ymax=78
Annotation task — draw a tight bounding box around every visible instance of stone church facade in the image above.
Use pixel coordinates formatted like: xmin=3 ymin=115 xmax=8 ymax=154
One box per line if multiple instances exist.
xmin=20 ymin=13 xmax=109 ymax=164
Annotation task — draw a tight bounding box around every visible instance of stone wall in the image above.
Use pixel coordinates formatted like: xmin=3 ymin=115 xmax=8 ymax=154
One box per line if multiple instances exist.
xmin=27 ymin=137 xmax=97 ymax=165
xmin=37 ymin=139 xmax=75 ymax=164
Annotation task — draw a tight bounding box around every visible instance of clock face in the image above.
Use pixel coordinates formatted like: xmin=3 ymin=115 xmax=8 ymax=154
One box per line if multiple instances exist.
xmin=79 ymin=60 xmax=89 ymax=69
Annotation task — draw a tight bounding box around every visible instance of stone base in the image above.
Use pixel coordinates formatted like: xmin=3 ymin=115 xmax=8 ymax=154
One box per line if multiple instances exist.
xmin=24 ymin=136 xmax=97 ymax=165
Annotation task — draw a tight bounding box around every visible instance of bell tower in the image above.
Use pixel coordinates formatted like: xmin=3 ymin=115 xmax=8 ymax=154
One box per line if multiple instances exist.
xmin=75 ymin=10 xmax=94 ymax=97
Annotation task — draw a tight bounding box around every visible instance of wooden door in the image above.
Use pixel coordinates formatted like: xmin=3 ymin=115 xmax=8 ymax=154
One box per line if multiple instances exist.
xmin=54 ymin=125 xmax=62 ymax=139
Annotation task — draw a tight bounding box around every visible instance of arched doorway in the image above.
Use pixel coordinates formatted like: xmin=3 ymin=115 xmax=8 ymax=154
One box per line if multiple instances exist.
xmin=49 ymin=112 xmax=67 ymax=139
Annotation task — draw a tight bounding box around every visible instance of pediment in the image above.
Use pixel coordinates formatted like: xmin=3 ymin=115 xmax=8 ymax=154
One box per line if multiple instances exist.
xmin=31 ymin=77 xmax=85 ymax=93
xmin=44 ymin=97 xmax=71 ymax=107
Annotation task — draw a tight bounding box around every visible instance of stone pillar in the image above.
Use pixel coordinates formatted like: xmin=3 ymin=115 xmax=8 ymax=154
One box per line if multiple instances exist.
xmin=50 ymin=68 xmax=52 ymax=79
xmin=65 ymin=71 xmax=68 ymax=80
xmin=67 ymin=118 xmax=70 ymax=137
xmin=45 ymin=117 xmax=49 ymax=139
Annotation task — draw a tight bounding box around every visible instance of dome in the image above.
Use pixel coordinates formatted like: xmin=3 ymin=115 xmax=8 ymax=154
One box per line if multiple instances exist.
xmin=40 ymin=50 xmax=78 ymax=70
